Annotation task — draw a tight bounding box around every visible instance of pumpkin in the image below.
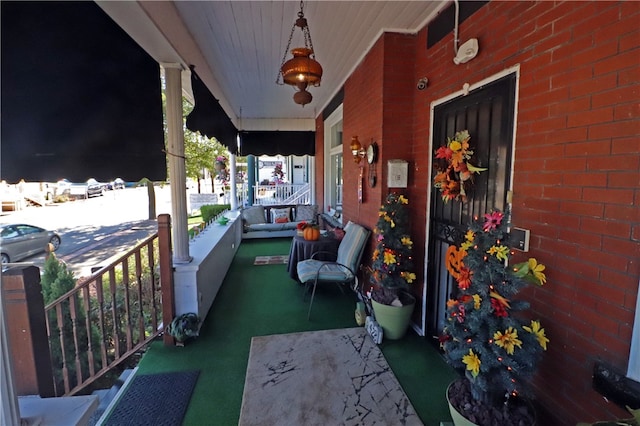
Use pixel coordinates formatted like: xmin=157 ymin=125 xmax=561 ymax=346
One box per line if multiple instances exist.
xmin=303 ymin=226 xmax=320 ymax=241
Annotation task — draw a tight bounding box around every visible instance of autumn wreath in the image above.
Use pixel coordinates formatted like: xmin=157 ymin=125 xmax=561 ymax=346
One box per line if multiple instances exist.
xmin=433 ymin=130 xmax=486 ymax=203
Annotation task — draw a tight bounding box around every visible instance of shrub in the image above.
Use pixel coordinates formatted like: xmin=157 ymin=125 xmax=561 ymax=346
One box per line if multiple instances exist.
xmin=200 ymin=204 xmax=230 ymax=223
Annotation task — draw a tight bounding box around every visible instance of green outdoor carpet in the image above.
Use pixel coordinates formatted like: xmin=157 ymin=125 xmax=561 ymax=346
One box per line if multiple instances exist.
xmin=103 ymin=370 xmax=200 ymax=426
xmin=136 ymin=238 xmax=458 ymax=425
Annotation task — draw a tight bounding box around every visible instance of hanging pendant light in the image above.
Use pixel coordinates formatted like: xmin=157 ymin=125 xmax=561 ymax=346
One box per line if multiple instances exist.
xmin=277 ymin=1 xmax=323 ymax=106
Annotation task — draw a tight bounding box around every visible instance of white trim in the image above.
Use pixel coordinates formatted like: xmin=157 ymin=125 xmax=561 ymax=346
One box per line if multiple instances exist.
xmin=423 ymin=65 xmax=521 ymax=336
xmin=323 ymin=104 xmax=344 ymax=215
xmin=628 ymin=279 xmax=640 ymax=381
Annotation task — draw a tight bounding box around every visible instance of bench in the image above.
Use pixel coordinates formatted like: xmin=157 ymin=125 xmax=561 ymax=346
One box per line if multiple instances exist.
xmin=240 ymin=204 xmax=319 ymax=239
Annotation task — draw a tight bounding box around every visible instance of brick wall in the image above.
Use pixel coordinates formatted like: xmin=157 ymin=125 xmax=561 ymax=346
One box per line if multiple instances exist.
xmin=337 ymin=0 xmax=639 ymax=423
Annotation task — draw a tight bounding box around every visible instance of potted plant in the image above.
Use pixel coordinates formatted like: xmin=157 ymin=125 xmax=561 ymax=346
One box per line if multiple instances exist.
xmin=367 ymin=193 xmax=417 ymax=340
xmin=166 ymin=312 xmax=200 ymax=346
xmin=440 ymin=211 xmax=549 ymax=425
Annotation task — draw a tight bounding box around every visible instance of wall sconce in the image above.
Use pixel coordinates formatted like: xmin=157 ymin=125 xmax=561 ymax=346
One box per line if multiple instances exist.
xmin=350 ymin=136 xmax=366 ymax=163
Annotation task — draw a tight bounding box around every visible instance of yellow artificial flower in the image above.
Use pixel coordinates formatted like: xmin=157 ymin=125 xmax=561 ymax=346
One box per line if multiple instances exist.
xmin=462 ymin=349 xmax=481 ymax=377
xmin=523 ymin=320 xmax=549 ymax=350
xmin=472 ymin=294 xmax=482 ymax=310
xmin=460 ymin=241 xmax=473 ymax=251
xmin=528 ymin=258 xmax=547 ymax=285
xmin=401 ymin=236 xmax=413 ymax=247
xmin=390 ymin=220 xmax=395 ymax=228
xmin=465 ymin=230 xmax=475 ymax=241
xmin=383 ymin=250 xmax=396 ymax=265
xmin=398 ymin=195 xmax=409 ymax=204
xmin=487 ymin=245 xmax=509 ymax=261
xmin=494 ymin=327 xmax=522 ymax=355
xmin=449 ymin=141 xmax=462 ymax=152
xmin=401 ymin=272 xmax=416 ymax=283
xmin=372 ymin=249 xmax=379 ymax=260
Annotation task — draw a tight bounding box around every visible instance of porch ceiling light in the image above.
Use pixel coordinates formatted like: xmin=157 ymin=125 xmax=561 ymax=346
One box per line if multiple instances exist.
xmin=277 ymin=1 xmax=323 ymax=106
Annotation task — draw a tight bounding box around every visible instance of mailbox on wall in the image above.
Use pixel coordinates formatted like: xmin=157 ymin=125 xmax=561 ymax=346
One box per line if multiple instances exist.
xmin=387 ymin=160 xmax=408 ymax=188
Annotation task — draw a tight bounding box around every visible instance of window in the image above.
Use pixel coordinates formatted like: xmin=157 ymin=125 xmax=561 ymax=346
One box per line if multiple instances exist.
xmin=324 ymin=104 xmax=343 ymax=222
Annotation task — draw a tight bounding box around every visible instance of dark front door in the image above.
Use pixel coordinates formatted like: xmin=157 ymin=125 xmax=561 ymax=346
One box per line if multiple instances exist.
xmin=426 ymin=73 xmax=517 ymax=337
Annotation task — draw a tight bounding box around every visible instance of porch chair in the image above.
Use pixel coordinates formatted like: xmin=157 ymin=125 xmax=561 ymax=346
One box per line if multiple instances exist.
xmin=296 ymin=222 xmax=370 ymax=320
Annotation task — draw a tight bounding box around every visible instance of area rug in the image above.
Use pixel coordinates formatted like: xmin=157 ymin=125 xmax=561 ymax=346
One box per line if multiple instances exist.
xmin=104 ymin=370 xmax=200 ymax=426
xmin=253 ymin=255 xmax=289 ymax=265
xmin=239 ymin=328 xmax=423 ymax=425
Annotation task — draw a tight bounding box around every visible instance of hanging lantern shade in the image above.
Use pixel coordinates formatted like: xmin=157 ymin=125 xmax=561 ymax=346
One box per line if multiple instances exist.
xmin=276 ymin=1 xmax=322 ymax=106
xmin=281 ymin=48 xmax=323 ymax=87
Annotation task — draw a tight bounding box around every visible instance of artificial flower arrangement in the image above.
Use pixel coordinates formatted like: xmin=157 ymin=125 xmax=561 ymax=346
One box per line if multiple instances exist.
xmin=272 ymin=163 xmax=285 ymax=183
xmin=214 ymin=155 xmax=228 ymax=181
xmin=433 ymin=130 xmax=487 ymax=203
xmin=441 ymin=210 xmax=549 ymax=424
xmin=368 ymin=193 xmax=416 ymax=306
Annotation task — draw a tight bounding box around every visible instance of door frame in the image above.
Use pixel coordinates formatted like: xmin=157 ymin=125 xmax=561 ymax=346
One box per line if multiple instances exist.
xmin=420 ymin=64 xmax=521 ymax=336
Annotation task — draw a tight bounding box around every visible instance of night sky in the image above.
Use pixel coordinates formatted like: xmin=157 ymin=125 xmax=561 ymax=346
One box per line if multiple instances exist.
xmin=1 ymin=1 xmax=166 ymax=183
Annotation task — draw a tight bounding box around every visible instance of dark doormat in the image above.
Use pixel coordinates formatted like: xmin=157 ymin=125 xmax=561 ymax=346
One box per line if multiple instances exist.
xmin=104 ymin=370 xmax=200 ymax=426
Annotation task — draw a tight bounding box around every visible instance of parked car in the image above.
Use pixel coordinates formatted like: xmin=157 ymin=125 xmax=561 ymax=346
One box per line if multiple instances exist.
xmin=55 ymin=178 xmax=72 ymax=196
xmin=86 ymin=178 xmax=105 ymax=197
xmin=0 ymin=224 xmax=61 ymax=263
xmin=112 ymin=178 xmax=125 ymax=190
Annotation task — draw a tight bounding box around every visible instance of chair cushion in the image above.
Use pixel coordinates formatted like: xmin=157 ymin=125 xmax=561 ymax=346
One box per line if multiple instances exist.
xmin=243 ymin=206 xmax=266 ymax=225
xmin=297 ymin=259 xmax=354 ymax=284
xmin=295 ymin=204 xmax=317 ymax=222
xmin=336 ymin=223 xmax=370 ymax=272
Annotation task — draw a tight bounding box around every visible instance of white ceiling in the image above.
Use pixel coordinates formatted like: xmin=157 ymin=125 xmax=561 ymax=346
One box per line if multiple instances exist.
xmin=98 ymin=1 xmax=448 ymax=131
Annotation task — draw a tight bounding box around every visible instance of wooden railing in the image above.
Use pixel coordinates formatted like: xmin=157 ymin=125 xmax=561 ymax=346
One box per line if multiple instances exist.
xmin=253 ymin=183 xmax=310 ymax=205
xmin=44 ymin=231 xmax=165 ymax=396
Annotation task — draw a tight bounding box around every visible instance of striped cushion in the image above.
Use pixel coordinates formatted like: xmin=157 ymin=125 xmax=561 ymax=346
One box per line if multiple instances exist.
xmin=296 ymin=223 xmax=369 ymax=284
xmin=297 ymin=259 xmax=353 ymax=284
xmin=336 ymin=223 xmax=369 ymax=272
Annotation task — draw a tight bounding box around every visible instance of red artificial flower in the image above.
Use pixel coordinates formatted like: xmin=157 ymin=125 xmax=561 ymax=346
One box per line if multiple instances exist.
xmin=491 ymin=298 xmax=509 ymax=317
xmin=483 ymin=211 xmax=504 ymax=232
xmin=457 ymin=267 xmax=473 ymax=290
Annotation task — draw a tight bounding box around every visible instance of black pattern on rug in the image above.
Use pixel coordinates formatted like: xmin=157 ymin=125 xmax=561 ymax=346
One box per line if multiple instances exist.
xmin=104 ymin=370 xmax=200 ymax=426
xmin=239 ymin=328 xmax=422 ymax=425
xmin=253 ymin=255 xmax=289 ymax=265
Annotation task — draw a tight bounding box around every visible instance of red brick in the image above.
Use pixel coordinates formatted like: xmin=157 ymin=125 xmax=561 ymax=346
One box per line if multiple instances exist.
xmin=563 ymin=172 xmax=608 ymax=187
xmin=550 ymin=65 xmax=592 ymax=90
xmin=587 ymin=155 xmax=639 ymax=172
xmin=591 ymin=84 xmax=640 ymax=108
xmin=618 ymin=68 xmax=640 ymax=86
xmin=545 ymin=156 xmax=586 ymax=171
xmin=543 ymin=185 xmax=582 ymax=200
xmin=580 ymin=278 xmax=627 ymax=306
xmin=571 ymin=5 xmax=620 ymax=40
xmin=614 ymin=103 xmax=640 ymax=121
xmin=560 ymin=200 xmax=604 ymax=218
xmin=619 ymin=31 xmax=640 ymax=53
xmin=565 ymin=140 xmax=611 ymax=157
xmin=571 ymin=39 xmax=619 ymax=69
xmin=533 ymin=29 xmax=572 ymax=56
xmin=589 ymin=121 xmax=640 ymax=140
xmin=546 ymin=127 xmax=588 ymax=145
xmin=549 ymin=97 xmax=592 ymax=116
xmin=594 ymin=49 xmax=640 ymax=75
xmin=552 ymin=33 xmax=594 ymax=62
xmin=558 ymin=228 xmax=602 ymax=248
xmin=608 ymin=171 xmax=640 ymax=189
xmin=604 ymin=204 xmax=640 ymax=222
xmin=602 ymin=235 xmax=640 ymax=259
xmin=581 ymin=217 xmax=631 ymax=239
xmin=569 ymin=73 xmax=618 ymax=99
xmin=583 ymin=187 xmax=635 ymax=205
xmin=582 ymin=246 xmax=631 ymax=273
xmin=592 ymin=330 xmax=631 ymax=361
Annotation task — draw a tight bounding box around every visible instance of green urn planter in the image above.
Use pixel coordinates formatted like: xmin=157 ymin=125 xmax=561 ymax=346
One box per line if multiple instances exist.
xmin=371 ymin=293 xmax=415 ymax=340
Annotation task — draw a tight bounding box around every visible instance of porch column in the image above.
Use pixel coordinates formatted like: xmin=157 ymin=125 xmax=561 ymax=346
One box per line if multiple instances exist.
xmin=247 ymin=155 xmax=256 ymax=206
xmin=230 ymin=153 xmax=238 ymax=210
xmin=164 ymin=64 xmax=191 ymax=264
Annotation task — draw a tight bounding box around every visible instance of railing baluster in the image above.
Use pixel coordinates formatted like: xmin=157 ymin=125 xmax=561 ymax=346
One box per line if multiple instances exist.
xmin=122 ymin=259 xmax=133 ymax=351
xmin=82 ymin=286 xmax=95 ymax=377
xmin=95 ymin=275 xmax=108 ymax=371
xmin=148 ymin=239 xmax=159 ymax=330
xmin=135 ymin=249 xmax=145 ymax=342
xmin=68 ymin=296 xmax=83 ymax=388
xmin=55 ymin=303 xmax=70 ymax=394
xmin=108 ymin=268 xmax=120 ymax=359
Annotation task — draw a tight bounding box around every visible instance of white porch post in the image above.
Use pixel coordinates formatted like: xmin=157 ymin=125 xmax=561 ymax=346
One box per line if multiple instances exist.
xmin=164 ymin=64 xmax=191 ymax=264
xmin=230 ymin=153 xmax=238 ymax=210
xmin=0 ymin=289 xmax=21 ymax=425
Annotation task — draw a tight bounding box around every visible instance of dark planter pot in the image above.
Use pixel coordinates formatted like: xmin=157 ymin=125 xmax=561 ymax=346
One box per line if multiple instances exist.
xmin=446 ymin=379 xmax=536 ymax=426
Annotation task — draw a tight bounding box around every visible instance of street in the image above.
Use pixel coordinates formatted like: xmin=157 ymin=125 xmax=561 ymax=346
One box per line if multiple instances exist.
xmin=0 ymin=186 xmax=175 ymax=278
